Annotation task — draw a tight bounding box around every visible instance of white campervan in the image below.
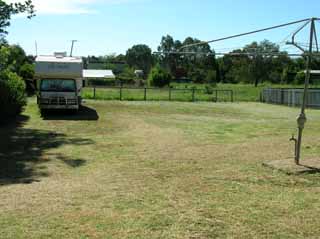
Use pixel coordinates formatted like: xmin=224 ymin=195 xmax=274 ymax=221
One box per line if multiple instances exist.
xmin=35 ymin=52 xmax=83 ymax=111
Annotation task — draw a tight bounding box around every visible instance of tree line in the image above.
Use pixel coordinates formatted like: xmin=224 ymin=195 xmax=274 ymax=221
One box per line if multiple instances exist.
xmin=85 ymin=35 xmax=319 ymax=87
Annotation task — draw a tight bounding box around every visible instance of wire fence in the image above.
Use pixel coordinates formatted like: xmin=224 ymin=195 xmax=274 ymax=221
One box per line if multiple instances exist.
xmin=82 ymin=86 xmax=234 ymax=102
xmin=261 ymin=88 xmax=320 ymax=108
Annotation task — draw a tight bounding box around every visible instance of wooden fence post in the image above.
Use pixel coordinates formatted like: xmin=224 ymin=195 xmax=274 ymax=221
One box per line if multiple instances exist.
xmin=119 ymin=86 xmax=122 ymax=101
xmin=169 ymin=88 xmax=172 ymax=101
xmin=93 ymin=87 xmax=96 ymax=99
xmin=144 ymin=88 xmax=147 ymax=101
xmin=231 ymin=90 xmax=234 ymax=102
xmin=192 ymin=88 xmax=195 ymax=102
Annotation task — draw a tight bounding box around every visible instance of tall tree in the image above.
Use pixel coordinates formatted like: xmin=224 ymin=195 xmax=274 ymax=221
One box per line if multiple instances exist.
xmin=126 ymin=44 xmax=153 ymax=77
xmin=157 ymin=35 xmax=218 ymax=82
xmin=157 ymin=35 xmax=182 ymax=75
xmin=243 ymin=40 xmax=281 ymax=87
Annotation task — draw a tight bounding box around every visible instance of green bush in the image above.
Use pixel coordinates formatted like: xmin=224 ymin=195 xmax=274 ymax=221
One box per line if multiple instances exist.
xmin=148 ymin=65 xmax=172 ymax=87
xmin=294 ymin=72 xmax=305 ymax=85
xmin=19 ymin=63 xmax=35 ymax=95
xmin=204 ymin=85 xmax=214 ymax=95
xmin=190 ymin=69 xmax=206 ymax=83
xmin=205 ymin=70 xmax=217 ymax=85
xmin=0 ymin=70 xmax=26 ymax=120
xmin=87 ymin=78 xmax=117 ymax=86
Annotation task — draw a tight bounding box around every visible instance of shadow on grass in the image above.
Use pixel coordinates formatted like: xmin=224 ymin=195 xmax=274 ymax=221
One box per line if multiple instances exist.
xmin=41 ymin=105 xmax=99 ymax=121
xmin=0 ymin=115 xmax=94 ymax=186
xmin=296 ymin=164 xmax=320 ymax=175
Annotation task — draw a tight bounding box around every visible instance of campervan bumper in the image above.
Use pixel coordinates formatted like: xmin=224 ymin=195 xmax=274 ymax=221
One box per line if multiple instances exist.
xmin=39 ymin=104 xmax=79 ymax=110
xmin=37 ymin=97 xmax=79 ymax=110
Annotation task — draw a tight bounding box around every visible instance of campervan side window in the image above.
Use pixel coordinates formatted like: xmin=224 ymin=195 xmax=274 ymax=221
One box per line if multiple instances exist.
xmin=40 ymin=79 xmax=76 ymax=92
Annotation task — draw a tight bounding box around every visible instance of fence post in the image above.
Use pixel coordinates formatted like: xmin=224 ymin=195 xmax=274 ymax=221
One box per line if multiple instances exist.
xmin=144 ymin=88 xmax=147 ymax=101
xmin=231 ymin=90 xmax=234 ymax=102
xmin=215 ymin=90 xmax=218 ymax=102
xmin=169 ymin=88 xmax=172 ymax=101
xmin=192 ymin=88 xmax=195 ymax=102
xmin=119 ymin=86 xmax=122 ymax=101
xmin=93 ymin=87 xmax=96 ymax=99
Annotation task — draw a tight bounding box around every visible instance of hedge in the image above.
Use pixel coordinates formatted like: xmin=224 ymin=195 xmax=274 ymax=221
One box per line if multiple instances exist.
xmin=0 ymin=70 xmax=26 ymax=121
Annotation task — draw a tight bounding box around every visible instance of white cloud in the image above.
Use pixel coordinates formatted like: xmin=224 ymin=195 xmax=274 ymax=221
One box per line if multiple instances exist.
xmin=6 ymin=0 xmax=132 ymax=15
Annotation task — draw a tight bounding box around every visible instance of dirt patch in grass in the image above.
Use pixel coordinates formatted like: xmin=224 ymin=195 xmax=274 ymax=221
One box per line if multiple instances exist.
xmin=263 ymin=158 xmax=320 ymax=175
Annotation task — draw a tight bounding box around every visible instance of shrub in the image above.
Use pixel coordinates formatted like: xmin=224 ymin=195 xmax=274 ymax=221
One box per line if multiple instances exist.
xmin=0 ymin=70 xmax=26 ymax=120
xmin=205 ymin=70 xmax=217 ymax=85
xmin=19 ymin=63 xmax=35 ymax=95
xmin=204 ymin=85 xmax=214 ymax=95
xmin=87 ymin=78 xmax=117 ymax=86
xmin=190 ymin=69 xmax=206 ymax=83
xmin=294 ymin=72 xmax=305 ymax=85
xmin=148 ymin=65 xmax=172 ymax=87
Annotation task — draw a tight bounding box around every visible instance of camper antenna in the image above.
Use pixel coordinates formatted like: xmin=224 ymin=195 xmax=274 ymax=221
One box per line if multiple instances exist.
xmin=70 ymin=40 xmax=78 ymax=57
xmin=35 ymin=41 xmax=38 ymax=56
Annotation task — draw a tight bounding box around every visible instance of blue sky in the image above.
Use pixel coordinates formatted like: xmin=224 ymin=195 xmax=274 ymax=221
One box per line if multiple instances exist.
xmin=6 ymin=0 xmax=320 ymax=56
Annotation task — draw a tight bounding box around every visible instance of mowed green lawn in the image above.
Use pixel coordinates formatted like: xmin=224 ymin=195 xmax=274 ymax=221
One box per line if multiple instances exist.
xmin=1 ymin=99 xmax=320 ymax=238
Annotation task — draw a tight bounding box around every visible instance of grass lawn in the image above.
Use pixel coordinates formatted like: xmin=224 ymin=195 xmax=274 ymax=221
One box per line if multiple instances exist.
xmin=1 ymin=99 xmax=320 ymax=238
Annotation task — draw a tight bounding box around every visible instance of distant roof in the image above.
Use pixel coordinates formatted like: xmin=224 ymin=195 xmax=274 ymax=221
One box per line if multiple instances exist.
xmin=303 ymin=70 xmax=320 ymax=74
xmin=83 ymin=69 xmax=115 ymax=79
xmin=36 ymin=55 xmax=82 ymax=63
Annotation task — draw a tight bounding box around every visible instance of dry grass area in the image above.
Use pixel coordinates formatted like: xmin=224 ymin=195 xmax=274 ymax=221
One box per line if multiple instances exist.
xmin=1 ymin=99 xmax=320 ymax=238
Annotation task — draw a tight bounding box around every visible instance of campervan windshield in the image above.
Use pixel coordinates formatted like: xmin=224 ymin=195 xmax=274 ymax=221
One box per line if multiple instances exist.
xmin=40 ymin=79 xmax=76 ymax=92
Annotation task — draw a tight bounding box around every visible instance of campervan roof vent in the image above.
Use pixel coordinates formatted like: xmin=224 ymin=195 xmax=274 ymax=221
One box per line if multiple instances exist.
xmin=54 ymin=52 xmax=67 ymax=58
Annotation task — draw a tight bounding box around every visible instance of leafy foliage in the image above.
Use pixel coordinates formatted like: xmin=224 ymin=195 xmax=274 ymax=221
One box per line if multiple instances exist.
xmin=83 ymin=35 xmax=319 ymax=88
xmin=205 ymin=70 xmax=217 ymax=84
xmin=295 ymin=72 xmax=306 ymax=84
xmin=204 ymin=85 xmax=214 ymax=95
xmin=0 ymin=70 xmax=26 ymax=120
xmin=126 ymin=44 xmax=153 ymax=77
xmin=148 ymin=65 xmax=172 ymax=87
xmin=0 ymin=0 xmax=35 ymax=37
xmin=0 ymin=0 xmax=34 ymax=119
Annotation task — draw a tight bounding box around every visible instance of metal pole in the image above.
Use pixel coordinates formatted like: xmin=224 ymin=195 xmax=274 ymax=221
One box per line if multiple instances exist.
xmin=295 ymin=18 xmax=315 ymax=165
xmin=70 ymin=40 xmax=78 ymax=57
xmin=35 ymin=41 xmax=38 ymax=56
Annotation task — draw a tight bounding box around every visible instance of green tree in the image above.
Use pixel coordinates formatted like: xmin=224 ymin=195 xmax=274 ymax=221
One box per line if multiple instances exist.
xmin=205 ymin=70 xmax=217 ymax=84
xmin=157 ymin=35 xmax=182 ymax=75
xmin=148 ymin=65 xmax=172 ymax=87
xmin=0 ymin=70 xmax=26 ymax=120
xmin=126 ymin=44 xmax=153 ymax=77
xmin=294 ymin=71 xmax=306 ymax=84
xmin=0 ymin=0 xmax=34 ymax=119
xmin=0 ymin=0 xmax=35 ymax=37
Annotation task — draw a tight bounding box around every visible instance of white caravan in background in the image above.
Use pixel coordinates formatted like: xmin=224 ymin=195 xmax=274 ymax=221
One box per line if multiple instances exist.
xmin=35 ymin=52 xmax=83 ymax=111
